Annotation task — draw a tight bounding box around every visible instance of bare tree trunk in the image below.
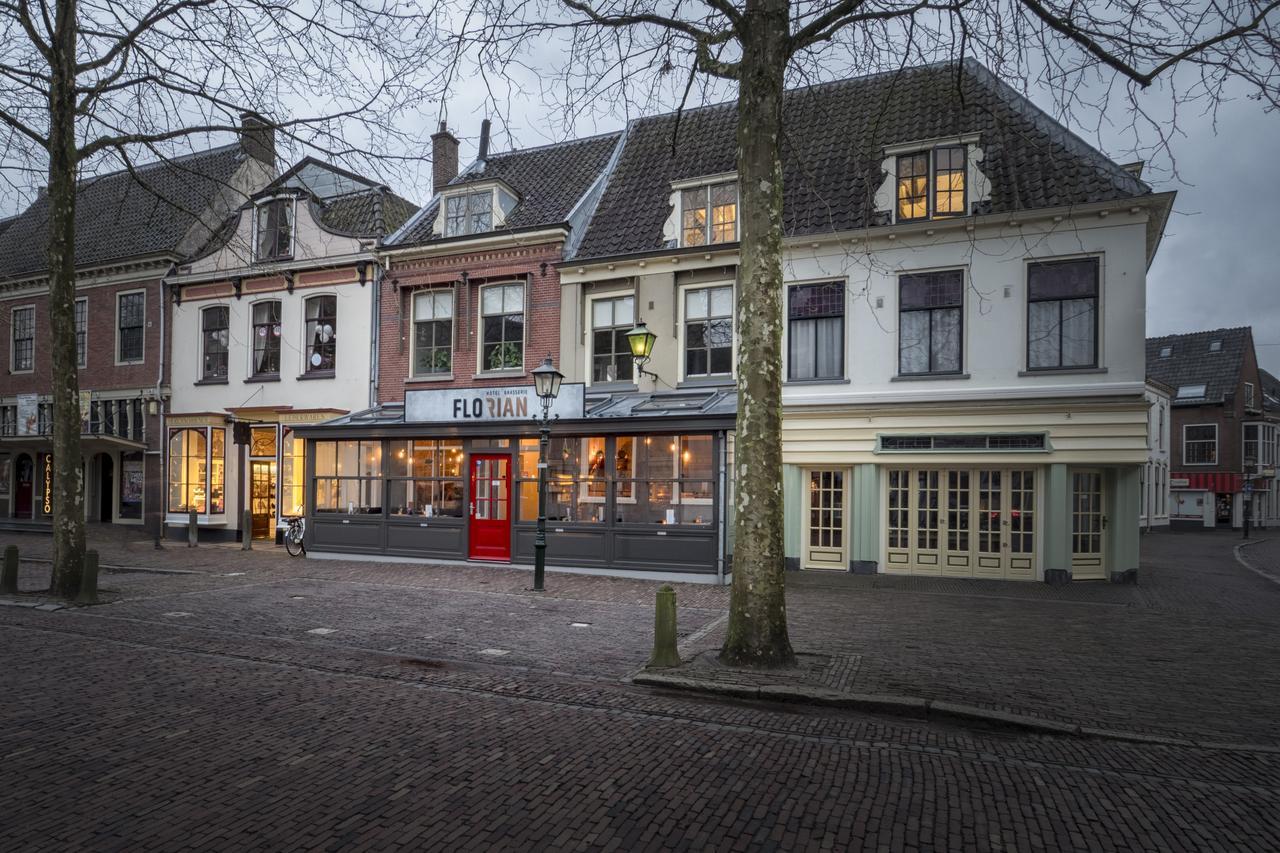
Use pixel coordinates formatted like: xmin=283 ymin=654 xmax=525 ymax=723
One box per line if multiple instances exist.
xmin=719 ymin=0 xmax=795 ymax=668
xmin=47 ymin=0 xmax=85 ymax=599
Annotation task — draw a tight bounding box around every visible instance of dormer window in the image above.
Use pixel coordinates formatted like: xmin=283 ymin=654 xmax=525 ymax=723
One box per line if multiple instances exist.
xmin=1176 ymin=384 xmax=1206 ymax=400
xmin=445 ymin=190 xmax=493 ymax=237
xmin=255 ymin=198 xmax=293 ymax=261
xmin=896 ymin=146 xmax=966 ymax=222
xmin=1159 ymin=346 xmax=1172 ymax=358
xmin=1208 ymin=340 xmax=1222 ymax=352
xmin=681 ymin=181 xmax=738 ymax=246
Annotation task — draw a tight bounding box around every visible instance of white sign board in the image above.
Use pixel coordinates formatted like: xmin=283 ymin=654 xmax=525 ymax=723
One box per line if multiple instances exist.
xmin=404 ymin=383 xmax=585 ymax=424
xmin=16 ymin=394 xmax=38 ymax=436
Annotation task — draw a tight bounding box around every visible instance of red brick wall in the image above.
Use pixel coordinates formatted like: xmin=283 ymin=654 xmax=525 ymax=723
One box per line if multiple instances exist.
xmin=379 ymin=242 xmax=564 ymax=403
xmin=0 ymin=277 xmax=169 ymax=393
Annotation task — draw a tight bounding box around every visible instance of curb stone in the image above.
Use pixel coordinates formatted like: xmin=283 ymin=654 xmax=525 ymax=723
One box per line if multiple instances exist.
xmin=632 ymin=669 xmax=1279 ymax=752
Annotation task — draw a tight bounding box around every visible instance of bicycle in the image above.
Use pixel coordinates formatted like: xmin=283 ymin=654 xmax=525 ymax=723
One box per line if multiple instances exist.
xmin=283 ymin=515 xmax=306 ymax=557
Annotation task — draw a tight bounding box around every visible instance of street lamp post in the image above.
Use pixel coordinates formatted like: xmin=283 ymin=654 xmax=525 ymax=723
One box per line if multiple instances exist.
xmin=626 ymin=320 xmax=658 ymax=381
xmin=531 ymin=355 xmax=564 ymax=592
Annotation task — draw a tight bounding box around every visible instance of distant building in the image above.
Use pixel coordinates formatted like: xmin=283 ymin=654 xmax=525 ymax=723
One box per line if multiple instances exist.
xmin=1146 ymin=327 xmax=1275 ymax=529
xmin=1142 ymin=379 xmax=1172 ymax=529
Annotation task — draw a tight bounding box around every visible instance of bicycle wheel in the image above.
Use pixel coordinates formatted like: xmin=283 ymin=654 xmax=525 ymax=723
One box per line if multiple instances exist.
xmin=285 ymin=527 xmax=305 ymax=557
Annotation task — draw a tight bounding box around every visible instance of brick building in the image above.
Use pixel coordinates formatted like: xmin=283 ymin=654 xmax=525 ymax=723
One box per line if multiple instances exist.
xmin=1146 ymin=327 xmax=1277 ymax=528
xmin=0 ymin=118 xmax=273 ymax=534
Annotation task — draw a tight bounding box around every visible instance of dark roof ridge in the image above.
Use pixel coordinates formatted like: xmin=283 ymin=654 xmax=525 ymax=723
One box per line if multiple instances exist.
xmin=475 ymin=128 xmax=625 ymax=164
xmin=76 ymin=141 xmax=243 ymax=187
xmin=1147 ymin=326 xmax=1253 ymax=342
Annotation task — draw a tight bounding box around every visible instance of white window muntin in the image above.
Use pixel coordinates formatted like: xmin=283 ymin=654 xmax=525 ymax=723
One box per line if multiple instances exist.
xmin=10 ymin=305 xmax=35 ymax=373
xmin=678 ymin=281 xmax=734 ymax=381
xmin=411 ymin=288 xmax=454 ymax=377
xmin=74 ymin=298 xmax=88 ymax=368
xmin=253 ymin=196 xmax=296 ymax=262
xmin=115 ymin=289 xmax=146 ymax=365
xmin=1182 ymin=423 xmax=1218 ymax=466
xmin=585 ymin=290 xmax=636 ymax=386
xmin=477 ymin=282 xmax=525 ymax=373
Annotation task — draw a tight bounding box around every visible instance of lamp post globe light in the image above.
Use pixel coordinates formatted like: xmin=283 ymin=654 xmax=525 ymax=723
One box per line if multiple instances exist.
xmin=531 ymin=355 xmax=564 ymax=591
xmin=626 ymin=321 xmax=658 ymax=379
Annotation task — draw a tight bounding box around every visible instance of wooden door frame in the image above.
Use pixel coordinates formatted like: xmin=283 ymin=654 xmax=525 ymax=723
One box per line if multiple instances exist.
xmin=801 ymin=467 xmax=849 ymax=571
xmin=468 ymin=453 xmax=513 ymax=562
xmin=1070 ymin=468 xmax=1107 ymax=579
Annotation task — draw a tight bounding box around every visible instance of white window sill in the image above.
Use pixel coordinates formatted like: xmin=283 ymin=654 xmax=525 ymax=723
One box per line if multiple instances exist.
xmin=405 ymin=374 xmax=455 ymax=384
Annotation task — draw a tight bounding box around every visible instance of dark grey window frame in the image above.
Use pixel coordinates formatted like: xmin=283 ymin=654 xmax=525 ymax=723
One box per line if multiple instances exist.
xmin=255 ymin=198 xmax=294 ymax=261
xmin=201 ymin=305 xmax=230 ymax=381
xmin=787 ymin=282 xmax=845 ymax=381
xmin=304 ymin=295 xmax=337 ymax=375
xmin=117 ymin=292 xmax=145 ymax=363
xmin=897 ymin=270 xmax=964 ymax=376
xmin=1025 ymin=257 xmax=1100 ymax=371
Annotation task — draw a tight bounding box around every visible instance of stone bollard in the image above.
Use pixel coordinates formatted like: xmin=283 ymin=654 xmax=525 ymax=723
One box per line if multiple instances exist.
xmin=648 ymin=585 xmax=681 ymax=668
xmin=187 ymin=509 xmax=198 ymax=548
xmin=242 ymin=509 xmax=253 ymax=551
xmin=75 ymin=550 xmax=99 ymax=605
xmin=0 ymin=545 xmax=17 ymax=595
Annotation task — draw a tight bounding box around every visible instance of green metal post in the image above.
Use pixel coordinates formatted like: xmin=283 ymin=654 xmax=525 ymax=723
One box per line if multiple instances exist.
xmin=75 ymin=550 xmax=99 ymax=605
xmin=1 ymin=545 xmax=17 ymax=595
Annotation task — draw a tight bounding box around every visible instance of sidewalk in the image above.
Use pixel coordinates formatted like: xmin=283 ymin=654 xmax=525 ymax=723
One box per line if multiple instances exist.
xmin=637 ymin=530 xmax=1280 ymax=748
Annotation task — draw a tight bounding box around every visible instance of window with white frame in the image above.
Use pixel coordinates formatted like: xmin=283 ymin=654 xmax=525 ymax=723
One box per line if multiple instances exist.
xmin=898 ymin=270 xmax=963 ymax=375
xmin=684 ymin=285 xmax=733 ymax=378
xmin=480 ymin=283 xmax=524 ymax=371
xmin=1177 ymin=384 xmax=1207 ymax=400
xmin=444 ymin=191 xmax=493 ymax=237
xmin=896 ymin=147 xmax=966 ymax=222
xmin=1026 ymin=258 xmax=1098 ymax=370
xmin=167 ymin=426 xmax=225 ymax=514
xmin=251 ymin=300 xmax=282 ymax=377
xmin=680 ymin=181 xmax=738 ymax=247
xmin=1244 ymin=424 xmax=1261 ymax=467
xmin=74 ymin=298 xmax=87 ymax=367
xmin=255 ymin=198 xmax=293 ymax=261
xmin=787 ymin=282 xmax=844 ymax=381
xmin=201 ymin=306 xmax=229 ymax=380
xmin=1245 ymin=382 xmax=1256 ymax=410
xmin=304 ymin=295 xmax=337 ymax=374
xmin=11 ymin=307 xmax=34 ymax=372
xmin=117 ymin=292 xmax=145 ymax=362
xmin=590 ymin=294 xmax=635 ymax=384
xmin=413 ymin=289 xmax=453 ymax=376
xmin=1158 ymin=403 xmax=1165 ymax=450
xmin=1183 ymin=424 xmax=1217 ymax=465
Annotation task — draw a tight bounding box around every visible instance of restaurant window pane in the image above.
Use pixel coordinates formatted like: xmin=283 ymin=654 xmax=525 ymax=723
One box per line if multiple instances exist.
xmin=305 ymin=295 xmax=337 ymax=373
xmin=202 ymin=306 xmax=229 ymax=380
xmin=280 ymin=428 xmax=305 ymax=517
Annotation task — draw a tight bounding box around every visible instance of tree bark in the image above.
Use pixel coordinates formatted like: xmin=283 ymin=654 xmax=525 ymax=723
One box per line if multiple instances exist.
xmin=718 ymin=0 xmax=795 ymax=668
xmin=46 ymin=0 xmax=86 ymax=599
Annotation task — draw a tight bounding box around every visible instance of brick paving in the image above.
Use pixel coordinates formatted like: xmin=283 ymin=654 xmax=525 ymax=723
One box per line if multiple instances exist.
xmin=3 ymin=526 xmax=1280 ymax=848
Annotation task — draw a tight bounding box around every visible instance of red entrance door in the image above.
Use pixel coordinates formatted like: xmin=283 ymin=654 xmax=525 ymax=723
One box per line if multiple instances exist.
xmin=469 ymin=455 xmax=512 ymax=561
xmin=13 ymin=454 xmax=33 ymax=519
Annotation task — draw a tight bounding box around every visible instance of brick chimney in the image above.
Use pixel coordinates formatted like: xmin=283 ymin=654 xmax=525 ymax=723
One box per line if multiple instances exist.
xmin=431 ymin=120 xmax=459 ymax=192
xmin=239 ymin=111 xmax=275 ymax=167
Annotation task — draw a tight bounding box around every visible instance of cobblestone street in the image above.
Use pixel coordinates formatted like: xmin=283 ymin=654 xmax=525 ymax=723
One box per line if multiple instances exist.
xmin=2 ymin=527 xmax=1279 ymax=850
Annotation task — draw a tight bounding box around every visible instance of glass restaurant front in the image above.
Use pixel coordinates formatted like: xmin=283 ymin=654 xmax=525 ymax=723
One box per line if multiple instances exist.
xmin=293 ymin=385 xmax=736 ymax=579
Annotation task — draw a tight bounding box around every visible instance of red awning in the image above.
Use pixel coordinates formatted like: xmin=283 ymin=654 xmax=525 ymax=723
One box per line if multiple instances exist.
xmin=1170 ymin=472 xmax=1243 ymax=493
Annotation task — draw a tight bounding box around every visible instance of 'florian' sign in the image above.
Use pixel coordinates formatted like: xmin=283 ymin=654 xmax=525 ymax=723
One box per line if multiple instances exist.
xmin=404 ymin=383 xmax=585 ymax=424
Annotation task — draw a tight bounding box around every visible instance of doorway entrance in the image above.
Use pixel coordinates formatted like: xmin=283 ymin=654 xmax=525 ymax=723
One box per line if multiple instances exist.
xmin=97 ymin=454 xmax=114 ymax=522
xmin=250 ymin=460 xmax=277 ymax=540
xmin=1071 ymin=470 xmax=1106 ymax=579
xmin=468 ymin=454 xmax=511 ymax=561
xmin=14 ymin=454 xmax=33 ymax=519
xmin=803 ymin=469 xmax=847 ymax=570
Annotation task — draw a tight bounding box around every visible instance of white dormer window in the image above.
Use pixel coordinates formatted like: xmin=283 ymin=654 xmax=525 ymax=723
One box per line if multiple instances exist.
xmin=445 ymin=191 xmax=493 ymax=237
xmin=1208 ymin=340 xmax=1222 ymax=353
xmin=1159 ymin=346 xmax=1172 ymax=358
xmin=897 ymin=146 xmax=966 ymax=222
xmin=255 ymin=197 xmax=294 ymax=261
xmin=681 ymin=181 xmax=738 ymax=246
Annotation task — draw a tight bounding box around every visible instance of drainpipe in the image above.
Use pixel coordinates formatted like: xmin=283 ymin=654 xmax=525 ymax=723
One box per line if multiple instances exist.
xmin=155 ymin=265 xmax=174 ymax=546
xmin=716 ymin=429 xmax=727 ymax=586
xmin=369 ymin=256 xmax=382 ymax=408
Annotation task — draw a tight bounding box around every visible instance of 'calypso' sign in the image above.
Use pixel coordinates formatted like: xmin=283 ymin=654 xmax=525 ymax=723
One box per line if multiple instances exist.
xmin=405 ymin=383 xmax=585 ymax=424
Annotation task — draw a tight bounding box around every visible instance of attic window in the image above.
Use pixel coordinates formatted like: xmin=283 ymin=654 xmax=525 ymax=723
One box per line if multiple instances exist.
xmin=1176 ymin=384 xmax=1207 ymax=400
xmin=255 ymin=198 xmax=294 ymax=261
xmin=897 ymin=147 xmax=966 ymax=222
xmin=1208 ymin=340 xmax=1222 ymax=352
xmin=1159 ymin=346 xmax=1172 ymax=358
xmin=680 ymin=180 xmax=738 ymax=246
xmin=444 ymin=190 xmax=492 ymax=237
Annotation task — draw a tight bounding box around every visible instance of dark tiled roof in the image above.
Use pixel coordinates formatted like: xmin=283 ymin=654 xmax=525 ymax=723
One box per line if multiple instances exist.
xmin=573 ymin=59 xmax=1151 ymax=261
xmin=391 ymin=132 xmax=622 ymax=246
xmin=1146 ymin=327 xmax=1252 ymax=405
xmin=0 ymin=144 xmax=249 ymax=280
xmin=0 ymin=216 xmax=15 ymax=238
xmin=1259 ymin=368 xmax=1280 ymax=413
xmin=314 ymin=188 xmax=418 ymax=237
